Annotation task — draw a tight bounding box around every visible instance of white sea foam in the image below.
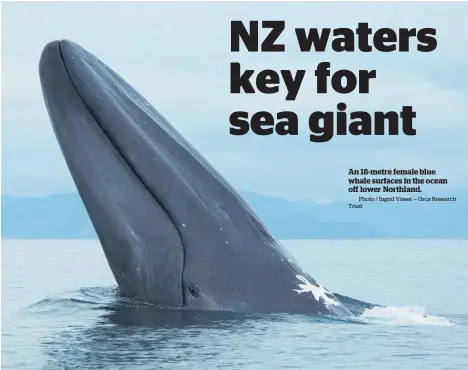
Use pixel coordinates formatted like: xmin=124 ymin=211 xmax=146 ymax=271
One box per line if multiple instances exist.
xmin=360 ymin=305 xmax=454 ymax=326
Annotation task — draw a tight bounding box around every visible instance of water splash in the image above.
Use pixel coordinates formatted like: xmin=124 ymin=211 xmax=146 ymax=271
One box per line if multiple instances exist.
xmin=360 ymin=305 xmax=454 ymax=326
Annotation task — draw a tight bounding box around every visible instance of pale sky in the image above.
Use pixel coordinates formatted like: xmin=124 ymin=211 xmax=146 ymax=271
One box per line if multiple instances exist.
xmin=2 ymin=1 xmax=468 ymax=202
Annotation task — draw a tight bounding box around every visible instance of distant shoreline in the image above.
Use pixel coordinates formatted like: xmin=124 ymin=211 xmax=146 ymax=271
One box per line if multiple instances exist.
xmin=2 ymin=192 xmax=467 ymax=239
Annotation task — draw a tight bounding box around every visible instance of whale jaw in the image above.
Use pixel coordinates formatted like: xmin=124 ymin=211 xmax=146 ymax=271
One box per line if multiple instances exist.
xmin=39 ymin=40 xmax=351 ymax=315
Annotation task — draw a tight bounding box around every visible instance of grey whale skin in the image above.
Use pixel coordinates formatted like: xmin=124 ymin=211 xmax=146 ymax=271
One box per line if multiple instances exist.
xmin=39 ymin=40 xmax=352 ymax=316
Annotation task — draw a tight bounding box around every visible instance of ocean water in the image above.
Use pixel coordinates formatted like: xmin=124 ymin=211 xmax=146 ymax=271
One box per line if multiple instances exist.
xmin=2 ymin=239 xmax=467 ymax=369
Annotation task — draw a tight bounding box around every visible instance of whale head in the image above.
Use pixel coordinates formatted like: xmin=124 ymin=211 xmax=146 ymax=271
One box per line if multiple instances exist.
xmin=39 ymin=40 xmax=350 ymax=315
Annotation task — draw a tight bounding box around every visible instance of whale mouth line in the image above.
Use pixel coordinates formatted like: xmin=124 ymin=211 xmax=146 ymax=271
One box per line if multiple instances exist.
xmin=57 ymin=40 xmax=187 ymax=304
xmin=40 ymin=39 xmax=358 ymax=315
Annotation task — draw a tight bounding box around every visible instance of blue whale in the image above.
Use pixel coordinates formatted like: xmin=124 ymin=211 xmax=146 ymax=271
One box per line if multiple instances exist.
xmin=39 ymin=40 xmax=352 ymax=316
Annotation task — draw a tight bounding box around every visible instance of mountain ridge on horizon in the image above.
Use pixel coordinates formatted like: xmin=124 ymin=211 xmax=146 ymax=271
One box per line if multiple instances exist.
xmin=1 ymin=191 xmax=467 ymax=239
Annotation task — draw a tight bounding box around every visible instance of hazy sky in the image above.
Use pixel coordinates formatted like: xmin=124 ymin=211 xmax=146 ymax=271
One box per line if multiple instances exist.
xmin=2 ymin=1 xmax=468 ymax=202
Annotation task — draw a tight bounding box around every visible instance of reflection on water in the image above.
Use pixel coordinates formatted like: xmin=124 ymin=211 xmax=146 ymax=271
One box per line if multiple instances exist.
xmin=35 ymin=287 xmax=364 ymax=370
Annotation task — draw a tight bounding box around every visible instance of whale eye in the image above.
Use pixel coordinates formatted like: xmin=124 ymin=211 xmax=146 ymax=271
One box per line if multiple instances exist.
xmin=186 ymin=282 xmax=200 ymax=298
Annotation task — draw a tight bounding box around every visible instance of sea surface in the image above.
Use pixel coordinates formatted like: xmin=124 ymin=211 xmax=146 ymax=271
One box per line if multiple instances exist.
xmin=2 ymin=239 xmax=468 ymax=369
